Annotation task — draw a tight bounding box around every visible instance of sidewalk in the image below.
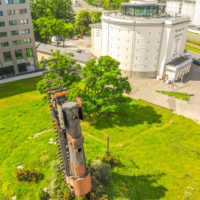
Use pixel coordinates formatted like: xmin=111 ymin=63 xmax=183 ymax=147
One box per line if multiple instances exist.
xmin=0 ymin=71 xmax=42 ymax=84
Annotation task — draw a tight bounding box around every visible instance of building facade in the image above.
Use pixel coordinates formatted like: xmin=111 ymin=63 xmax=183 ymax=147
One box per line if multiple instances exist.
xmin=0 ymin=0 xmax=37 ymax=77
xmin=91 ymin=0 xmax=192 ymax=82
xmin=166 ymin=0 xmax=200 ymax=27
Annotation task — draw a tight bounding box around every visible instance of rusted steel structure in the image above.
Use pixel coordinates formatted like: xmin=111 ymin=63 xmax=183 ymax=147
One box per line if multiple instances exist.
xmin=43 ymin=62 xmax=91 ymax=196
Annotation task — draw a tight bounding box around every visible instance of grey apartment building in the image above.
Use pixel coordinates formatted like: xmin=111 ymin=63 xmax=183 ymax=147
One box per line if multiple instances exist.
xmin=0 ymin=0 xmax=38 ymax=77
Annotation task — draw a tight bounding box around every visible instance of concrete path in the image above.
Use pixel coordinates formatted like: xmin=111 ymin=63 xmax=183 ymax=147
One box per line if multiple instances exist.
xmin=0 ymin=71 xmax=42 ymax=84
xmin=128 ymin=64 xmax=200 ymax=124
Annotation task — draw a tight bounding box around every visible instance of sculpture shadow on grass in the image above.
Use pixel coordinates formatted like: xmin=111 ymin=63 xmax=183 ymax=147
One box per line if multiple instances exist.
xmin=109 ymin=172 xmax=167 ymax=200
xmin=88 ymin=101 xmax=162 ymax=129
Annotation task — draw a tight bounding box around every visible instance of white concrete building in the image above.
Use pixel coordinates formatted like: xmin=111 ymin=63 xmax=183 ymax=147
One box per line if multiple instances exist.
xmin=166 ymin=0 xmax=200 ymax=27
xmin=91 ymin=0 xmax=192 ymax=82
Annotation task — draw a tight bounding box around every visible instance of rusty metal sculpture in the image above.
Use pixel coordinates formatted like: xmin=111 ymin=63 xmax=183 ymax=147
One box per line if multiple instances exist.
xmin=42 ymin=61 xmax=91 ymax=196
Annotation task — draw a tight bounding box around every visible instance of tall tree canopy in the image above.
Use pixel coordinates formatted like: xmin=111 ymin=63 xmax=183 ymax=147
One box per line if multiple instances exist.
xmin=90 ymin=11 xmax=102 ymax=24
xmin=69 ymin=56 xmax=131 ymax=114
xmin=75 ymin=10 xmax=92 ymax=35
xmin=30 ymin=0 xmax=75 ymax=21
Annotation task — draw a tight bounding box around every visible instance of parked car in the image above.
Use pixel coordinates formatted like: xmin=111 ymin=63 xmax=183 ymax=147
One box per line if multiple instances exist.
xmin=185 ymin=54 xmax=192 ymax=59
xmin=193 ymin=58 xmax=200 ymax=66
xmin=77 ymin=35 xmax=83 ymax=39
xmin=76 ymin=49 xmax=82 ymax=53
xmin=72 ymin=36 xmax=78 ymax=40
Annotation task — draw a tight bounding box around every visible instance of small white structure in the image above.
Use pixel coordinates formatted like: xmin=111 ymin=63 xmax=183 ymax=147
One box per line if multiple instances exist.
xmin=166 ymin=0 xmax=200 ymax=27
xmin=91 ymin=0 xmax=192 ymax=82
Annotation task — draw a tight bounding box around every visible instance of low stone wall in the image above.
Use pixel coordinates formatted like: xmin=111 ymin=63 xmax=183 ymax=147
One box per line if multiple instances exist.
xmin=133 ymin=89 xmax=200 ymax=124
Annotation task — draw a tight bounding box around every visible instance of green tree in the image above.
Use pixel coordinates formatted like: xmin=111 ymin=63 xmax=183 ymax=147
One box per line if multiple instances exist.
xmin=48 ymin=0 xmax=75 ymax=21
xmin=69 ymin=56 xmax=131 ymax=114
xmin=52 ymin=19 xmax=67 ymax=46
xmin=30 ymin=0 xmax=75 ymax=21
xmin=37 ymin=50 xmax=81 ymax=94
xmin=90 ymin=11 xmax=102 ymax=24
xmin=33 ymin=10 xmax=55 ymax=43
xmin=59 ymin=23 xmax=74 ymax=48
xmin=75 ymin=10 xmax=91 ymax=35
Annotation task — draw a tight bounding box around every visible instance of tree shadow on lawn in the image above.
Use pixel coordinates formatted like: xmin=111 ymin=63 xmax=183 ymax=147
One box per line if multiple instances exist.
xmin=109 ymin=172 xmax=167 ymax=200
xmin=89 ymin=102 xmax=162 ymax=129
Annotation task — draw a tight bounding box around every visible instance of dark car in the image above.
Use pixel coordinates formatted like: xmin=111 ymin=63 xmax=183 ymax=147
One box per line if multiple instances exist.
xmin=193 ymin=59 xmax=200 ymax=66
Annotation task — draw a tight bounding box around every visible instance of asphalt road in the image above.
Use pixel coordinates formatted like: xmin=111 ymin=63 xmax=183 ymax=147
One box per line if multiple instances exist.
xmin=72 ymin=0 xmax=103 ymax=13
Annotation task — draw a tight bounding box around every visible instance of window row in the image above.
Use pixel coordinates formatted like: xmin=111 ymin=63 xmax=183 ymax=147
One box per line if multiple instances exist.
xmin=1 ymin=38 xmax=31 ymax=47
xmin=3 ymin=48 xmax=33 ymax=62
xmin=0 ymin=19 xmax=28 ymax=26
xmin=5 ymin=0 xmax=25 ymax=5
xmin=0 ymin=29 xmax=30 ymax=37
xmin=0 ymin=9 xmax=26 ymax=16
xmin=7 ymin=10 xmax=27 ymax=16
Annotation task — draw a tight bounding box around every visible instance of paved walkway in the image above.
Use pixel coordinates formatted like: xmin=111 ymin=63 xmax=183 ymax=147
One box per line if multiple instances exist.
xmin=128 ymin=64 xmax=200 ymax=124
xmin=0 ymin=71 xmax=42 ymax=84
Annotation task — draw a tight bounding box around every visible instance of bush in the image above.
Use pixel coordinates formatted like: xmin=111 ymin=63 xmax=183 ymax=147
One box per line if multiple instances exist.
xmin=99 ymin=153 xmax=120 ymax=167
xmin=48 ymin=160 xmax=111 ymax=200
xmin=49 ymin=161 xmax=75 ymax=200
xmin=16 ymin=168 xmax=41 ymax=182
xmin=87 ymin=160 xmax=111 ymax=199
xmin=39 ymin=189 xmax=49 ymax=200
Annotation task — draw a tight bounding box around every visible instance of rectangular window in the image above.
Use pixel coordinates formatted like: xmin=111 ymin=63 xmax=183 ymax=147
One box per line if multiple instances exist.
xmin=20 ymin=19 xmax=28 ymax=24
xmin=0 ymin=21 xmax=5 ymax=26
xmin=26 ymin=48 xmax=33 ymax=58
xmin=9 ymin=20 xmax=17 ymax=25
xmin=0 ymin=11 xmax=3 ymax=16
xmin=22 ymin=29 xmax=29 ymax=34
xmin=18 ymin=63 xmax=27 ymax=73
xmin=15 ymin=50 xmax=23 ymax=60
xmin=0 ymin=32 xmax=7 ymax=37
xmin=5 ymin=0 xmax=13 ymax=4
xmin=3 ymin=52 xmax=12 ymax=62
xmin=1 ymin=42 xmax=9 ymax=47
xmin=11 ymin=30 xmax=18 ymax=35
xmin=13 ymin=40 xmax=20 ymax=45
xmin=19 ymin=9 xmax=26 ymax=14
xmin=7 ymin=10 xmax=15 ymax=15
xmin=24 ymin=38 xmax=31 ymax=43
xmin=17 ymin=0 xmax=25 ymax=3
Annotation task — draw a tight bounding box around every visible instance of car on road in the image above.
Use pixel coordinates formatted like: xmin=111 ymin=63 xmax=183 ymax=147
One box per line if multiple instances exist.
xmin=77 ymin=35 xmax=83 ymax=39
xmin=76 ymin=49 xmax=82 ymax=53
xmin=185 ymin=54 xmax=192 ymax=59
xmin=72 ymin=36 xmax=78 ymax=40
xmin=193 ymin=58 xmax=200 ymax=66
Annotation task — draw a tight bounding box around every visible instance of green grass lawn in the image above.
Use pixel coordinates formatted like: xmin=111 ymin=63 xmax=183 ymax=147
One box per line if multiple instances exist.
xmin=186 ymin=38 xmax=200 ymax=46
xmin=185 ymin=44 xmax=200 ymax=54
xmin=0 ymin=77 xmax=200 ymax=200
xmin=156 ymin=90 xmax=190 ymax=101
